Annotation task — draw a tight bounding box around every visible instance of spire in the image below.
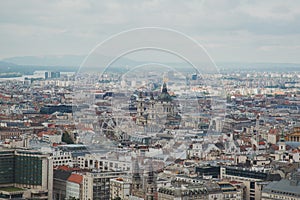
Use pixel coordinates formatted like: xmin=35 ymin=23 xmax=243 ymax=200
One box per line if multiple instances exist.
xmin=138 ymin=91 xmax=143 ymax=99
xmin=146 ymin=160 xmax=155 ymax=184
xmin=162 ymin=82 xmax=168 ymax=93
xmin=132 ymin=158 xmax=141 ymax=181
xmin=280 ymin=130 xmax=285 ymax=142
xmin=150 ymin=92 xmax=154 ymax=100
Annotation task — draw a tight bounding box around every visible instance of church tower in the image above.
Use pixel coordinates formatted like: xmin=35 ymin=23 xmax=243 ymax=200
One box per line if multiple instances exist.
xmin=137 ymin=91 xmax=145 ymax=117
xmin=136 ymin=91 xmax=147 ymax=126
xmin=278 ymin=130 xmax=286 ymax=152
xmin=144 ymin=161 xmax=157 ymax=200
xmin=131 ymin=159 xmax=143 ymax=197
xmin=147 ymin=92 xmax=156 ymax=122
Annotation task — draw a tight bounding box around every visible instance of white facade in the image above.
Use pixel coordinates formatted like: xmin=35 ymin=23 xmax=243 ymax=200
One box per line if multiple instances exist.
xmin=110 ymin=178 xmax=131 ymax=200
xmin=52 ymin=151 xmax=73 ymax=167
xmin=66 ymin=181 xmax=81 ymax=199
xmin=77 ymin=154 xmax=131 ymax=171
xmin=42 ymin=133 xmax=62 ymax=144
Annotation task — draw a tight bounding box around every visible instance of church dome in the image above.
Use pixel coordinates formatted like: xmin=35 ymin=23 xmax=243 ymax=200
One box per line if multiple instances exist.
xmin=157 ymin=82 xmax=172 ymax=102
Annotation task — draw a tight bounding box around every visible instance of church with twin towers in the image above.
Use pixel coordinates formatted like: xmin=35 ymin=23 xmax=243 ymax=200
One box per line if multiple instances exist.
xmin=135 ymin=82 xmax=181 ymax=131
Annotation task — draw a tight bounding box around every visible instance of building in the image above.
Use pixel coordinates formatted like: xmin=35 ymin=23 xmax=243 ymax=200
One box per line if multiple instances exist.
xmin=0 ymin=148 xmax=53 ymax=200
xmin=45 ymin=71 xmax=61 ymax=79
xmin=0 ymin=127 xmax=25 ymax=140
xmin=40 ymin=104 xmax=73 ymax=114
xmin=82 ymin=171 xmax=126 ymax=200
xmin=157 ymin=182 xmax=227 ymax=200
xmin=131 ymin=160 xmax=158 ymax=200
xmin=218 ymin=182 xmax=243 ymax=200
xmin=195 ymin=165 xmax=221 ymax=179
xmin=262 ymin=173 xmax=300 ymax=200
xmin=53 ymin=170 xmax=72 ymax=200
xmin=66 ymin=174 xmax=83 ymax=200
xmin=157 ymin=185 xmax=209 ymax=200
xmin=110 ymin=177 xmax=131 ymax=200
xmin=286 ymin=126 xmax=300 ymax=142
xmin=77 ymin=154 xmax=131 ymax=172
xmin=221 ymin=166 xmax=281 ymax=200
xmin=52 ymin=151 xmax=73 ymax=167
xmin=135 ymin=83 xmax=181 ymax=130
xmin=42 ymin=132 xmax=62 ymax=144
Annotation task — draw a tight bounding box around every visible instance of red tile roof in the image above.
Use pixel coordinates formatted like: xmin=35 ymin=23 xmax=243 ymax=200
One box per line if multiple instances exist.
xmin=67 ymin=174 xmax=83 ymax=184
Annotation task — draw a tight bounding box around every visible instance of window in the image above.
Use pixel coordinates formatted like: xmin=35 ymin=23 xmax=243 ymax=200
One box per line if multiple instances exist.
xmin=250 ymin=182 xmax=255 ymax=189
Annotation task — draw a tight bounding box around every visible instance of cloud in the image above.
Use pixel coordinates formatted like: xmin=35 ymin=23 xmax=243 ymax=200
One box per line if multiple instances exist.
xmin=0 ymin=0 xmax=300 ymax=62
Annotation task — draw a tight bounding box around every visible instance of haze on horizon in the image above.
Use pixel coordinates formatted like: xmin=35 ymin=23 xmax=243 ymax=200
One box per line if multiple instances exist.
xmin=1 ymin=0 xmax=300 ymax=64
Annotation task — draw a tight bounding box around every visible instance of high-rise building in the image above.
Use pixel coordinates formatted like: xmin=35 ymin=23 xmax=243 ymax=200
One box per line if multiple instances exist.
xmin=0 ymin=148 xmax=53 ymax=200
xmin=45 ymin=71 xmax=61 ymax=79
xmin=82 ymin=171 xmax=126 ymax=200
xmin=131 ymin=160 xmax=158 ymax=200
xmin=110 ymin=177 xmax=131 ymax=200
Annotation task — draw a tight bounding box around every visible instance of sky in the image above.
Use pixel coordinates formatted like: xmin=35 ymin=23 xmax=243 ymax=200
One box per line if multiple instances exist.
xmin=1 ymin=0 xmax=300 ymax=63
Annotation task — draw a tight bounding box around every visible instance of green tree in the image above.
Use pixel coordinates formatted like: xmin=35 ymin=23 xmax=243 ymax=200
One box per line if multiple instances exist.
xmin=62 ymin=131 xmax=74 ymax=144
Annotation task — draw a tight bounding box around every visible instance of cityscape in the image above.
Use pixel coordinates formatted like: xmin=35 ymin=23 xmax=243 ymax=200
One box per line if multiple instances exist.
xmin=1 ymin=1 xmax=300 ymax=200
xmin=0 ymin=66 xmax=300 ymax=200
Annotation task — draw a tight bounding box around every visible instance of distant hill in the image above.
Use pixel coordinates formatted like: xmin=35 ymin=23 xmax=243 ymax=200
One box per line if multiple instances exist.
xmin=2 ymin=55 xmax=84 ymax=67
xmin=0 ymin=61 xmax=23 ymax=73
xmin=1 ymin=55 xmax=300 ymax=74
xmin=0 ymin=61 xmax=78 ymax=75
xmin=217 ymin=62 xmax=300 ymax=72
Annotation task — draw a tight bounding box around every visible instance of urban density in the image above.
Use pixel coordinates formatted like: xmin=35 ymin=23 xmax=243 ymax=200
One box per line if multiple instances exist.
xmin=0 ymin=68 xmax=300 ymax=200
xmin=1 ymin=1 xmax=300 ymax=200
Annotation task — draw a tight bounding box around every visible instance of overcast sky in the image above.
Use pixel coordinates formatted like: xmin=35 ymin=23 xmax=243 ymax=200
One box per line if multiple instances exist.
xmin=1 ymin=0 xmax=300 ymax=63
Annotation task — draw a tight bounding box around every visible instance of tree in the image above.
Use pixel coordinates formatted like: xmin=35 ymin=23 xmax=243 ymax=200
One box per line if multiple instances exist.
xmin=62 ymin=131 xmax=74 ymax=144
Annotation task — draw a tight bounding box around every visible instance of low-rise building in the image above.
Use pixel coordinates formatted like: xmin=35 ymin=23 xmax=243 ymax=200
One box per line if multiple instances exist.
xmin=262 ymin=173 xmax=300 ymax=200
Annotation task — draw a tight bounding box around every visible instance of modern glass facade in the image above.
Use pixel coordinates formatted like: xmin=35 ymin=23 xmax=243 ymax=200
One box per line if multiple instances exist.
xmin=0 ymin=151 xmax=15 ymax=184
xmin=0 ymin=150 xmax=43 ymax=186
xmin=15 ymin=155 xmax=42 ymax=185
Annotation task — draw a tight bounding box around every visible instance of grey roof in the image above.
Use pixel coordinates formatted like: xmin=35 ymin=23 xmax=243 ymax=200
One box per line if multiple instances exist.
xmin=53 ymin=170 xmax=72 ymax=181
xmin=263 ymin=179 xmax=300 ymax=195
xmin=286 ymin=142 xmax=300 ymax=149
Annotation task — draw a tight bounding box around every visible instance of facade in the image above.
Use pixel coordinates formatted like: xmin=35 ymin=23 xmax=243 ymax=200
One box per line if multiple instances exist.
xmin=42 ymin=133 xmax=62 ymax=144
xmin=131 ymin=160 xmax=158 ymax=200
xmin=135 ymin=83 xmax=181 ymax=130
xmin=220 ymin=167 xmax=267 ymax=200
xmin=45 ymin=71 xmax=61 ymax=79
xmin=82 ymin=171 xmax=126 ymax=200
xmin=286 ymin=126 xmax=300 ymax=142
xmin=53 ymin=170 xmax=72 ymax=200
xmin=157 ymin=186 xmax=209 ymax=200
xmin=262 ymin=180 xmax=300 ymax=199
xmin=262 ymin=173 xmax=300 ymax=200
xmin=157 ymin=180 xmax=241 ymax=200
xmin=0 ymin=127 xmax=25 ymax=140
xmin=53 ymin=151 xmax=73 ymax=167
xmin=110 ymin=177 xmax=131 ymax=200
xmin=77 ymin=154 xmax=131 ymax=172
xmin=66 ymin=174 xmax=83 ymax=200
xmin=0 ymin=148 xmax=53 ymax=200
xmin=218 ymin=182 xmax=243 ymax=200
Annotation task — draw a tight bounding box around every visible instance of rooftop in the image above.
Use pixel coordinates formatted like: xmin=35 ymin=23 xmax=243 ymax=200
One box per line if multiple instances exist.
xmin=263 ymin=179 xmax=300 ymax=195
xmin=67 ymin=174 xmax=83 ymax=184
